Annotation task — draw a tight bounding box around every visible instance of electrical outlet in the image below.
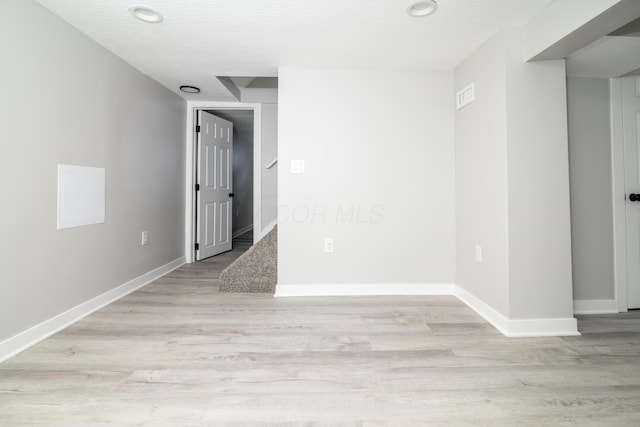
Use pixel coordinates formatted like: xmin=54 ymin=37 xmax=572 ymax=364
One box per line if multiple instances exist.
xmin=141 ymin=230 xmax=149 ymax=246
xmin=475 ymin=244 xmax=482 ymax=263
xmin=324 ymin=238 xmax=334 ymax=253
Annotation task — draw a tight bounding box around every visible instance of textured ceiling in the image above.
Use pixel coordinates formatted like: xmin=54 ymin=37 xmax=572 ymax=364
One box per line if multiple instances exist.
xmin=34 ymin=0 xmax=553 ymax=100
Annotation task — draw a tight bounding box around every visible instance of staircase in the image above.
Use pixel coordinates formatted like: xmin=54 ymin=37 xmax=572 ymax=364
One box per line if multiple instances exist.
xmin=219 ymin=226 xmax=277 ymax=294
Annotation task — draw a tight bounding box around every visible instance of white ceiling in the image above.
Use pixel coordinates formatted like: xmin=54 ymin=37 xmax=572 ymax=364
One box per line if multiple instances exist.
xmin=34 ymin=0 xmax=554 ymax=101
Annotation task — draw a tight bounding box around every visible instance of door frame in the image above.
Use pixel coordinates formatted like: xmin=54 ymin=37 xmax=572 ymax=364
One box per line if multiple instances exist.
xmin=611 ymin=77 xmax=629 ymax=312
xmin=185 ymin=101 xmax=263 ymax=263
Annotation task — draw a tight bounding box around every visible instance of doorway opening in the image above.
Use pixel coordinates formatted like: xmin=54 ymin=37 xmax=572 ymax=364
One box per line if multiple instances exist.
xmin=612 ymin=75 xmax=640 ymax=311
xmin=185 ymin=102 xmax=264 ymax=263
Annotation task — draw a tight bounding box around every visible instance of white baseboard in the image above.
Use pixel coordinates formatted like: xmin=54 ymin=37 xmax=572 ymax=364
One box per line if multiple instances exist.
xmin=233 ymin=224 xmax=254 ymax=239
xmin=0 ymin=256 xmax=186 ymax=364
xmin=454 ymin=285 xmax=580 ymax=337
xmin=274 ymin=283 xmax=456 ymax=297
xmin=453 ymin=286 xmax=511 ymax=335
xmin=275 ymin=283 xmax=580 ymax=336
xmin=573 ymin=299 xmax=619 ymax=314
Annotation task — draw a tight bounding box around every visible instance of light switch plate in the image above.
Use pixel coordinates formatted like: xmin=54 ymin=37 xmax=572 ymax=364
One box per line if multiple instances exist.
xmin=291 ymin=160 xmax=305 ymax=174
xmin=324 ymin=238 xmax=334 ymax=253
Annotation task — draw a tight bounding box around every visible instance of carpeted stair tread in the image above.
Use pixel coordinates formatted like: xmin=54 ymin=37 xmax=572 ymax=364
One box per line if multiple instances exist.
xmin=219 ymin=226 xmax=277 ymax=293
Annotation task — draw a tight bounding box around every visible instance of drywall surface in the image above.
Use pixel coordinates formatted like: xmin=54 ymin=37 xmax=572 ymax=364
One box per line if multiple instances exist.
xmin=567 ymin=77 xmax=615 ymax=300
xmin=525 ymin=0 xmax=622 ymax=60
xmin=261 ymin=104 xmax=278 ymax=230
xmin=454 ymin=31 xmax=510 ymax=317
xmin=277 ymin=68 xmax=455 ymax=285
xmin=0 ymin=0 xmax=186 ymax=341
xmin=505 ymin=26 xmax=574 ymax=320
xmin=239 ymin=88 xmax=278 ymax=233
xmin=455 ymin=27 xmax=575 ymax=321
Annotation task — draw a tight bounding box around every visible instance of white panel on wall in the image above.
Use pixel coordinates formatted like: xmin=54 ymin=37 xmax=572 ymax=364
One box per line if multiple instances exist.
xmin=57 ymin=164 xmax=105 ymax=229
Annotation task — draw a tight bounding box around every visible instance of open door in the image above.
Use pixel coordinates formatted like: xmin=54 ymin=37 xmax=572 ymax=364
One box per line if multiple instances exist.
xmin=623 ymin=75 xmax=640 ymax=309
xmin=196 ymin=111 xmax=233 ymax=260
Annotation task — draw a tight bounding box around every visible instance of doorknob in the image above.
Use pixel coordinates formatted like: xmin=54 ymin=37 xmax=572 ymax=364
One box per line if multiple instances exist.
xmin=630 ymin=193 xmax=640 ymax=201
xmin=229 ymin=193 xmax=235 ymax=198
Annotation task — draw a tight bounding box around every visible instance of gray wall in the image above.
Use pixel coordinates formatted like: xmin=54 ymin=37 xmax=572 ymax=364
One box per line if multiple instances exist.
xmin=261 ymin=104 xmax=278 ymax=230
xmin=454 ymin=30 xmax=510 ymax=315
xmin=567 ymin=77 xmax=615 ymax=301
xmin=241 ymin=89 xmax=278 ymax=233
xmin=504 ymin=26 xmax=573 ymax=320
xmin=277 ymin=68 xmax=455 ymax=286
xmin=455 ymin=27 xmax=574 ymax=321
xmin=0 ymin=0 xmax=186 ymax=342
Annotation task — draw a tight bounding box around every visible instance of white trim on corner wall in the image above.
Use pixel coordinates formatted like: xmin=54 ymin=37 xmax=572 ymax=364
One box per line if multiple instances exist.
xmin=275 ymin=283 xmax=581 ymax=337
xmin=0 ymin=257 xmax=185 ymax=364
xmin=453 ymin=286 xmax=510 ymax=335
xmin=610 ymin=78 xmax=629 ymax=313
xmin=574 ymin=299 xmax=619 ymax=315
xmin=184 ymin=102 xmax=263 ymax=263
xmin=453 ymin=286 xmax=580 ymax=337
xmin=274 ymin=283 xmax=456 ymax=297
xmin=504 ymin=318 xmax=580 ymax=337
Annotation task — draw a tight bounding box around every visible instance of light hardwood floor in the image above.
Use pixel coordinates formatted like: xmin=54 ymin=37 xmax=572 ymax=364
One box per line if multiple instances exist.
xmin=1 ymin=237 xmax=639 ymax=426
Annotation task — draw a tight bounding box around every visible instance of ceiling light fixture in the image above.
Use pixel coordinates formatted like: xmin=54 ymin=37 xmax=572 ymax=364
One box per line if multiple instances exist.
xmin=129 ymin=5 xmax=164 ymax=23
xmin=407 ymin=0 xmax=438 ymax=18
xmin=180 ymin=85 xmax=200 ymax=94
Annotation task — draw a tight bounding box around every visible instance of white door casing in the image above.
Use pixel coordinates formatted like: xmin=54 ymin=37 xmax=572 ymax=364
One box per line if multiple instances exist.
xmin=196 ymin=111 xmax=233 ymax=260
xmin=623 ymin=75 xmax=640 ymax=309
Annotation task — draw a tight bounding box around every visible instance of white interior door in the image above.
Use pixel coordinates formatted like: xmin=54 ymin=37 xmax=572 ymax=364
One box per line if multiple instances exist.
xmin=196 ymin=111 xmax=233 ymax=260
xmin=623 ymin=75 xmax=640 ymax=309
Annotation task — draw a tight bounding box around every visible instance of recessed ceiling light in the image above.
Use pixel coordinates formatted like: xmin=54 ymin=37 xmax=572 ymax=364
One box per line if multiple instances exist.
xmin=129 ymin=5 xmax=164 ymax=23
xmin=407 ymin=0 xmax=438 ymax=18
xmin=180 ymin=85 xmax=200 ymax=94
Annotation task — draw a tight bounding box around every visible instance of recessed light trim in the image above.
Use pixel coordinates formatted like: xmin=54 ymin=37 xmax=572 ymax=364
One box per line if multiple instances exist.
xmin=129 ymin=5 xmax=164 ymax=23
xmin=180 ymin=85 xmax=201 ymax=94
xmin=407 ymin=0 xmax=438 ymax=18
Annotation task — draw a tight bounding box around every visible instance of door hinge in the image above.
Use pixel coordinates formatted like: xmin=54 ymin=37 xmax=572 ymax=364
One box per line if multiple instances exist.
xmin=195 ymin=243 xmax=199 ymax=251
xmin=195 ymin=184 xmax=200 ymax=191
xmin=196 ymin=125 xmax=201 ymax=133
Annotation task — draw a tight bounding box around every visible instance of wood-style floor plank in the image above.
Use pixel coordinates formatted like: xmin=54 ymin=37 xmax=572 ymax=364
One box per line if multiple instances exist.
xmin=1 ymin=236 xmax=639 ymax=425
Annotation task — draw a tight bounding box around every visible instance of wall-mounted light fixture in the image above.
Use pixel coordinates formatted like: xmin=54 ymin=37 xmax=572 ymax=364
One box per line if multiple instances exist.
xmin=407 ymin=0 xmax=438 ymax=17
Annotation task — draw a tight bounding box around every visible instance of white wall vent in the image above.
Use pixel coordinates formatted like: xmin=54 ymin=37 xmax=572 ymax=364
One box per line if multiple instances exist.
xmin=456 ymin=82 xmax=475 ymax=109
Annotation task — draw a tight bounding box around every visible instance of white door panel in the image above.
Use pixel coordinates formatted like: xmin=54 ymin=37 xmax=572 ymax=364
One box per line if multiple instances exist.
xmin=623 ymin=76 xmax=640 ymax=308
xmin=197 ymin=111 xmax=233 ymax=260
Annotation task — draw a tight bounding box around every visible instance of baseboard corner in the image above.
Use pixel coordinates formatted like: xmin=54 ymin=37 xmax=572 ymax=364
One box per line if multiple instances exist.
xmin=453 ymin=285 xmax=580 ymax=337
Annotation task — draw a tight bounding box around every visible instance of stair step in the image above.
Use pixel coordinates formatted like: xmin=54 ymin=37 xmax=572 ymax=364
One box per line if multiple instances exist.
xmin=219 ymin=225 xmax=277 ymax=294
